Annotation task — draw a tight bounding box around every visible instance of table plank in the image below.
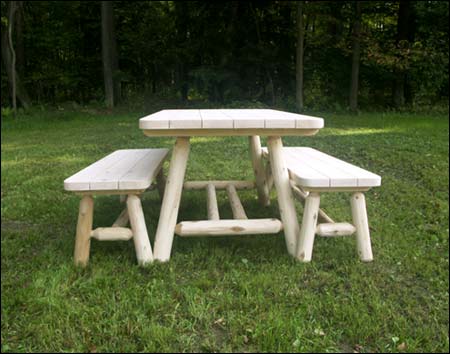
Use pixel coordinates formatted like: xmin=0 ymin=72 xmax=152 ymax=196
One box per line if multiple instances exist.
xmin=200 ymin=110 xmax=234 ymax=129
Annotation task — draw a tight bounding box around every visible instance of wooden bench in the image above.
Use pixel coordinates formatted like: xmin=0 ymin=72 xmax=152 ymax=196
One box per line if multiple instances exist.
xmin=262 ymin=147 xmax=381 ymax=262
xmin=64 ymin=148 xmax=169 ymax=266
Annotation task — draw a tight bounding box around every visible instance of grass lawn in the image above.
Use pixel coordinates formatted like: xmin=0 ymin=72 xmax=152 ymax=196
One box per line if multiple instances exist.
xmin=1 ymin=107 xmax=449 ymax=352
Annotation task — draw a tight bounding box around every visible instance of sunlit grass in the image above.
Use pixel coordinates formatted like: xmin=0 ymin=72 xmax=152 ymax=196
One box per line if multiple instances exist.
xmin=1 ymin=108 xmax=449 ymax=352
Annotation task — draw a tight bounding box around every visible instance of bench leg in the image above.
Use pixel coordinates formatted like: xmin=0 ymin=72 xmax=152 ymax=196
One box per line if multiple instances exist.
xmin=127 ymin=194 xmax=153 ymax=265
xmin=267 ymin=136 xmax=300 ymax=256
xmin=350 ymin=192 xmax=373 ymax=262
xmin=74 ymin=195 xmax=94 ymax=267
xmin=296 ymin=192 xmax=320 ymax=262
xmin=249 ymin=136 xmax=270 ymax=206
xmin=153 ymin=137 xmax=190 ymax=262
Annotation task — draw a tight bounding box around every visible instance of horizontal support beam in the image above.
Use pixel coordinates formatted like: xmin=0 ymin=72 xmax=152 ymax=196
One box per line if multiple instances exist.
xmin=175 ymin=218 xmax=283 ymax=236
xmin=112 ymin=208 xmax=129 ymax=227
xmin=90 ymin=227 xmax=133 ymax=241
xmin=316 ymin=222 xmax=356 ymax=237
xmin=184 ymin=180 xmax=255 ymax=190
xmin=75 ymin=190 xmax=145 ymax=196
xmin=226 ymin=185 xmax=247 ymax=219
xmin=143 ymin=128 xmax=320 ymax=137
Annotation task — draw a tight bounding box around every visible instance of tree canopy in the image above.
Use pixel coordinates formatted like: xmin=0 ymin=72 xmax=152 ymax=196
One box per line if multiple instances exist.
xmin=1 ymin=1 xmax=448 ymax=111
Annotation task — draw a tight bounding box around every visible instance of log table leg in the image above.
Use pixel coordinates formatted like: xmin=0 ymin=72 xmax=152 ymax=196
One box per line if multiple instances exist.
xmin=74 ymin=195 xmax=94 ymax=266
xmin=249 ymin=136 xmax=270 ymax=206
xmin=153 ymin=137 xmax=191 ymax=262
xmin=267 ymin=136 xmax=300 ymax=256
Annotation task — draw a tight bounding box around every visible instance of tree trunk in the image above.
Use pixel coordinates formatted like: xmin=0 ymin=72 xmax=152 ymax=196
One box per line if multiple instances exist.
xmin=1 ymin=1 xmax=30 ymax=111
xmin=296 ymin=1 xmax=305 ymax=112
xmin=393 ymin=0 xmax=412 ymax=108
xmin=251 ymin=2 xmax=275 ymax=105
xmin=174 ymin=1 xmax=189 ymax=102
xmin=15 ymin=1 xmax=24 ymax=78
xmin=349 ymin=1 xmax=362 ymax=112
xmin=101 ymin=1 xmax=120 ymax=108
xmin=8 ymin=1 xmax=18 ymax=115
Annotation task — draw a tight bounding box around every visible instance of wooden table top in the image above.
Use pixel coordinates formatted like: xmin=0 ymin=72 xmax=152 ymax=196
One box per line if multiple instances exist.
xmin=139 ymin=109 xmax=324 ymax=137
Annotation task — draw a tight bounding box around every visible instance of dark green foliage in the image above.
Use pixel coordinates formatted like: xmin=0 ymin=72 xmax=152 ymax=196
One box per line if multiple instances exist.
xmin=0 ymin=1 xmax=448 ymax=109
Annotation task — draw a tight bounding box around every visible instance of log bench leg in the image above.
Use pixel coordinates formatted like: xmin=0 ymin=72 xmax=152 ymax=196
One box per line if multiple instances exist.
xmin=296 ymin=192 xmax=320 ymax=262
xmin=350 ymin=192 xmax=373 ymax=262
xmin=153 ymin=137 xmax=191 ymax=262
xmin=249 ymin=136 xmax=270 ymax=206
xmin=267 ymin=136 xmax=300 ymax=256
xmin=74 ymin=195 xmax=94 ymax=267
xmin=127 ymin=194 xmax=153 ymax=265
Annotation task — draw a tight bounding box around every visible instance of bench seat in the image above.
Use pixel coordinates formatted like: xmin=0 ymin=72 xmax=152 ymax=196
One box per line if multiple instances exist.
xmin=262 ymin=147 xmax=381 ymax=189
xmin=64 ymin=148 xmax=169 ymax=192
xmin=262 ymin=146 xmax=381 ymax=262
xmin=64 ymin=148 xmax=169 ymax=267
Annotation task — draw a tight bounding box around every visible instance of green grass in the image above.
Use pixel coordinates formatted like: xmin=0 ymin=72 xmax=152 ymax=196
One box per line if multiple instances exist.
xmin=1 ymin=107 xmax=449 ymax=353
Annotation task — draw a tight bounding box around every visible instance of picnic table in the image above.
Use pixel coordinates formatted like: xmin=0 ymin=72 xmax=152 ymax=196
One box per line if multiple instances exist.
xmin=139 ymin=109 xmax=324 ymax=262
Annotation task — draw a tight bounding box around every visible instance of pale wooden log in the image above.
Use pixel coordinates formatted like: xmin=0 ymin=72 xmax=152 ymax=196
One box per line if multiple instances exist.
xmin=206 ymin=183 xmax=220 ymax=220
xmin=184 ymin=180 xmax=255 ymax=190
xmin=112 ymin=207 xmax=129 ymax=227
xmin=267 ymin=136 xmax=300 ymax=256
xmin=175 ymin=218 xmax=283 ymax=236
xmin=265 ymin=161 xmax=274 ymax=191
xmin=316 ymin=222 xmax=356 ymax=237
xmin=90 ymin=227 xmax=133 ymax=241
xmin=226 ymin=184 xmax=248 ymax=220
xmin=249 ymin=136 xmax=270 ymax=206
xmin=350 ymin=192 xmax=373 ymax=262
xmin=74 ymin=195 xmax=94 ymax=267
xmin=290 ymin=182 xmax=335 ymax=224
xmin=156 ymin=169 xmax=166 ymax=201
xmin=296 ymin=192 xmax=321 ymax=262
xmin=127 ymin=194 xmax=153 ymax=265
xmin=153 ymin=137 xmax=190 ymax=262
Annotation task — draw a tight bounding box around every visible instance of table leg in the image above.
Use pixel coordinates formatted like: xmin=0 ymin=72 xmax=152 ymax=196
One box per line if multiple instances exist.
xmin=267 ymin=136 xmax=300 ymax=256
xmin=153 ymin=137 xmax=190 ymax=262
xmin=249 ymin=136 xmax=270 ymax=206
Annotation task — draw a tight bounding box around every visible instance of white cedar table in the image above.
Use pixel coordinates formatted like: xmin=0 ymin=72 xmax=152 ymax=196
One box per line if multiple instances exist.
xmin=139 ymin=109 xmax=324 ymax=262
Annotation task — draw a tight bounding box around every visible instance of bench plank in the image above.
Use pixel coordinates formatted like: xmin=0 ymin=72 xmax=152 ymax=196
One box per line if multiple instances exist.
xmin=119 ymin=149 xmax=169 ymax=190
xmin=64 ymin=149 xmax=169 ymax=192
xmin=299 ymin=147 xmax=381 ymax=187
xmin=262 ymin=147 xmax=381 ymax=188
xmin=64 ymin=150 xmax=131 ymax=191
